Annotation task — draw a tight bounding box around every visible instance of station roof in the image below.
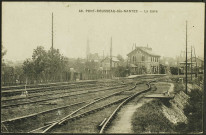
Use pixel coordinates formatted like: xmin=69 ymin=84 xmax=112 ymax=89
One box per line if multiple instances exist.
xmin=101 ymin=56 xmax=120 ymax=62
xmin=127 ymin=47 xmax=160 ymax=57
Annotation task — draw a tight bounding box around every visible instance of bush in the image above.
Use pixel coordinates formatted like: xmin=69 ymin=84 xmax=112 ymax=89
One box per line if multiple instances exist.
xmin=184 ymin=89 xmax=203 ymax=132
xmin=175 ymin=88 xmax=203 ymax=133
xmin=132 ymin=100 xmax=174 ymax=133
xmin=170 ymin=67 xmax=179 ymax=75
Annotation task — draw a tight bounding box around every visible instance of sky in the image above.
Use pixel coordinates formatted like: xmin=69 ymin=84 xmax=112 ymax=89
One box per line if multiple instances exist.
xmin=2 ymin=2 xmax=205 ymax=61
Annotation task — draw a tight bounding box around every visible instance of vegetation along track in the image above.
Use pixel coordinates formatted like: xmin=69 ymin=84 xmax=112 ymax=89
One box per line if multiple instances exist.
xmin=1 ymin=83 xmax=135 ymax=132
xmin=26 ymin=80 xmax=154 ymax=133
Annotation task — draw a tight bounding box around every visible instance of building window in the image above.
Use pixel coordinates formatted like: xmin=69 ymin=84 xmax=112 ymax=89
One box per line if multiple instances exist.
xmin=154 ymin=66 xmax=156 ymax=73
xmin=142 ymin=55 xmax=145 ymax=61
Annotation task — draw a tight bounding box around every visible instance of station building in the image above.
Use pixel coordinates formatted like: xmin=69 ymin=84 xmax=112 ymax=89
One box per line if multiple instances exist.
xmin=127 ymin=46 xmax=161 ymax=75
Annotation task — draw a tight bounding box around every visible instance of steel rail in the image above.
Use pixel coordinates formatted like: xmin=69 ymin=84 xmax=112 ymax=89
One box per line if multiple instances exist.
xmin=1 ymin=80 xmax=97 ymax=90
xmin=41 ymin=85 xmax=136 ymax=133
xmin=3 ymin=81 xmax=144 ymax=133
xmin=1 ymin=83 xmax=96 ymax=97
xmin=28 ymin=85 xmax=137 ymax=133
xmin=1 ymin=102 xmax=85 ymax=123
xmin=1 ymin=85 xmax=103 ymax=102
xmin=42 ymin=97 xmax=130 ymax=133
xmin=2 ymin=85 xmax=127 ymax=109
xmin=2 ymin=85 xmax=131 ymax=123
xmin=99 ymin=81 xmax=154 ymax=133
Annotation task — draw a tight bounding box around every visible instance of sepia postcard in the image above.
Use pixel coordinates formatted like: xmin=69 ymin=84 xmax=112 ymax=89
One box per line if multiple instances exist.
xmin=1 ymin=2 xmax=205 ymax=134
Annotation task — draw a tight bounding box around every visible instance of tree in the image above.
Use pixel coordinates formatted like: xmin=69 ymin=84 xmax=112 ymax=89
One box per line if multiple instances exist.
xmin=22 ymin=46 xmax=68 ymax=83
xmin=32 ymin=46 xmax=47 ymax=82
xmin=47 ymin=48 xmax=67 ymax=82
xmin=3 ymin=45 xmax=70 ymax=85
xmin=22 ymin=59 xmax=35 ymax=84
xmin=1 ymin=45 xmax=7 ymax=63
xmin=1 ymin=45 xmax=7 ymax=85
xmin=14 ymin=65 xmax=24 ymax=84
xmin=117 ymin=54 xmax=124 ymax=66
xmin=114 ymin=66 xmax=127 ymax=77
xmin=160 ymin=64 xmax=166 ymax=74
xmin=170 ymin=67 xmax=178 ymax=75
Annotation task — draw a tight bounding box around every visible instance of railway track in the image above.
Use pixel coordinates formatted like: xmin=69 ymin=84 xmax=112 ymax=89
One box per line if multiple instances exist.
xmin=1 ymin=83 xmax=132 ymax=116
xmin=99 ymin=81 xmax=153 ymax=133
xmin=1 ymin=83 xmax=136 ymax=132
xmin=1 ymin=84 xmax=127 ymax=109
xmin=27 ymin=81 xmax=153 ymax=133
xmin=1 ymin=82 xmax=99 ymax=97
xmin=1 ymin=82 xmax=117 ymax=102
xmin=1 ymin=84 xmax=102 ymax=102
xmin=1 ymin=80 xmax=98 ymax=91
xmin=1 ymin=80 xmax=122 ymax=101
xmin=1 ymin=80 xmax=152 ymax=133
xmin=45 ymin=81 xmax=153 ymax=133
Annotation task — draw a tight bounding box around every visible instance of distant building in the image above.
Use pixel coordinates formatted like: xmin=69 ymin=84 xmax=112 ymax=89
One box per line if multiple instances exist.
xmin=86 ymin=42 xmax=103 ymax=62
xmin=179 ymin=56 xmax=204 ymax=74
xmin=87 ymin=53 xmax=101 ymax=62
xmin=160 ymin=57 xmax=177 ymax=67
xmin=188 ymin=57 xmax=204 ymax=71
xmin=101 ymin=56 xmax=120 ymax=78
xmin=127 ymin=46 xmax=160 ymax=75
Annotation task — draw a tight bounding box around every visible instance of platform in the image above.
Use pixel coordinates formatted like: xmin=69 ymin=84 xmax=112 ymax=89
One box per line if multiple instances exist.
xmin=144 ymin=93 xmax=175 ymax=99
xmin=127 ymin=74 xmax=166 ymax=79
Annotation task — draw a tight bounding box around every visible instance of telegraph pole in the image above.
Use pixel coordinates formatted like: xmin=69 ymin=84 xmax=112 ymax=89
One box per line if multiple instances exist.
xmin=52 ymin=12 xmax=54 ymax=52
xmin=191 ymin=46 xmax=192 ymax=81
xmin=86 ymin=39 xmax=90 ymax=61
xmin=51 ymin=12 xmax=54 ymax=81
xmin=193 ymin=47 xmax=198 ymax=78
xmin=177 ymin=55 xmax=179 ymax=75
xmin=185 ymin=21 xmax=188 ymax=94
xmin=110 ymin=37 xmax=112 ymax=78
